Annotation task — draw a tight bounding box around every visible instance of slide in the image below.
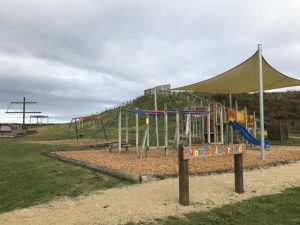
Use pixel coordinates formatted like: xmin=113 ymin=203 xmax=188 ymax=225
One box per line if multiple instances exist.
xmin=229 ymin=121 xmax=271 ymax=149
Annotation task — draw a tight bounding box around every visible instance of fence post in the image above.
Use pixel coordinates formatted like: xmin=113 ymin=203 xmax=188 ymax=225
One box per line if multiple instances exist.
xmin=178 ymin=144 xmax=189 ymax=205
xmin=234 ymin=153 xmax=244 ymax=194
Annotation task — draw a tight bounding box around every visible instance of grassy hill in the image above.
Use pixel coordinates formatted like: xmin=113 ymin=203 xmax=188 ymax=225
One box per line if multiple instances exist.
xmin=29 ymin=91 xmax=300 ymax=142
xmin=27 ymin=91 xmax=300 ymax=143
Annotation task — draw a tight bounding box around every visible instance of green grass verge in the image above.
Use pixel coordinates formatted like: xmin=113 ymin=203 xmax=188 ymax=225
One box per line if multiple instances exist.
xmin=0 ymin=138 xmax=130 ymax=213
xmin=126 ymin=187 xmax=300 ymax=225
xmin=270 ymin=137 xmax=300 ymax=146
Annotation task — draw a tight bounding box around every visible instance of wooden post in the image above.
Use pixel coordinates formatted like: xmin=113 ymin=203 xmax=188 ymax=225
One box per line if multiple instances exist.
xmin=178 ymin=144 xmax=189 ymax=206
xmin=234 ymin=153 xmax=244 ymax=194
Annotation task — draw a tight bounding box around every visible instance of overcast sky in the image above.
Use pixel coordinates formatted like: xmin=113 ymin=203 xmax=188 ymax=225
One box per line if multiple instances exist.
xmin=1 ymin=0 xmax=300 ymax=123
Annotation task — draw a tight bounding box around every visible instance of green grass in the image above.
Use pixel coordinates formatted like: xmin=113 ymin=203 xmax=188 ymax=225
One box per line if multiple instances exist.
xmin=0 ymin=138 xmax=129 ymax=213
xmin=270 ymin=137 xmax=300 ymax=146
xmin=126 ymin=187 xmax=300 ymax=225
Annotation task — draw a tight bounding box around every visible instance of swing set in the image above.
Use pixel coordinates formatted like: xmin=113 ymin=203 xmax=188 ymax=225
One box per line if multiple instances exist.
xmin=64 ymin=115 xmax=108 ymax=142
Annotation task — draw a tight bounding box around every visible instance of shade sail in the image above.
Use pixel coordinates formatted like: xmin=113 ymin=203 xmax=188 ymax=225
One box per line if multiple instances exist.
xmin=174 ymin=51 xmax=300 ymax=93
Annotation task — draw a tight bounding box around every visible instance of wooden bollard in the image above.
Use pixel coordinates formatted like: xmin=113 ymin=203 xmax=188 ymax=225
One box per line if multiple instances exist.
xmin=234 ymin=153 xmax=244 ymax=194
xmin=178 ymin=144 xmax=189 ymax=206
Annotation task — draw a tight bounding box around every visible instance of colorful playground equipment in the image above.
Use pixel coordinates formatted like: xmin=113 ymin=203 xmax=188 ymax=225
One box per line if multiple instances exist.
xmin=117 ymin=108 xmax=209 ymax=158
xmin=116 ymin=97 xmax=270 ymax=158
xmin=229 ymin=121 xmax=270 ymax=148
xmin=64 ymin=115 xmax=108 ymax=142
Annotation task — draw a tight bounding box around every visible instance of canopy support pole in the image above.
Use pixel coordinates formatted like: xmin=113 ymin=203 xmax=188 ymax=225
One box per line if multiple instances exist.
xmin=258 ymin=44 xmax=265 ymax=160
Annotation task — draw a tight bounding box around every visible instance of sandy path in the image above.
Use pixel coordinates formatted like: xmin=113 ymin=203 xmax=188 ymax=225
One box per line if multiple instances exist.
xmin=0 ymin=163 xmax=299 ymax=225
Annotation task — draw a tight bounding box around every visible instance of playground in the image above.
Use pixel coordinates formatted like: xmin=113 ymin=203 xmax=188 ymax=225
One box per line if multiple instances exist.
xmin=1 ymin=47 xmax=300 ymax=225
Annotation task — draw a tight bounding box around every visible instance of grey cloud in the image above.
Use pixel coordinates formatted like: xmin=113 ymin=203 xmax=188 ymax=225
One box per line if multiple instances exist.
xmin=0 ymin=0 xmax=300 ymax=122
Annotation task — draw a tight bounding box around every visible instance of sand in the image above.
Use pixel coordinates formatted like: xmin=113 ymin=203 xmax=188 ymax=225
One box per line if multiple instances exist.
xmin=0 ymin=162 xmax=299 ymax=225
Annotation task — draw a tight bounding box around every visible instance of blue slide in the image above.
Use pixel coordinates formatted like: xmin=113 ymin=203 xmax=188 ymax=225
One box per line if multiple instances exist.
xmin=229 ymin=121 xmax=271 ymax=149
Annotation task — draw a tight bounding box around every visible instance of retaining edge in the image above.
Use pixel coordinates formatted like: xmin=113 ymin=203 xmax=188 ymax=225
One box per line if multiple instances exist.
xmin=42 ymin=150 xmax=299 ymax=183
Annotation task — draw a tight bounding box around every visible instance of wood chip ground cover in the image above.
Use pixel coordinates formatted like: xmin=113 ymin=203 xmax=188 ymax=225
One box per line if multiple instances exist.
xmin=53 ymin=144 xmax=300 ymax=176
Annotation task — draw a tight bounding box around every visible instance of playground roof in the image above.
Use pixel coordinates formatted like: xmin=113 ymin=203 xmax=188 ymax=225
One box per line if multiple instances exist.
xmin=174 ymin=50 xmax=300 ymax=93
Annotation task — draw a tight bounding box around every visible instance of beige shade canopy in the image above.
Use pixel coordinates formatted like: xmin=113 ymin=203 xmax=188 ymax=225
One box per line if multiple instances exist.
xmin=174 ymin=51 xmax=300 ymax=93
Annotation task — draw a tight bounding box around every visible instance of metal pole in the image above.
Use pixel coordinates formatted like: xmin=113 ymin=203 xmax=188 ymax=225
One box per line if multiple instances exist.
xmin=258 ymin=44 xmax=265 ymax=160
xmin=229 ymin=93 xmax=233 ymax=143
xmin=135 ymin=108 xmax=139 ymax=156
xmin=207 ymin=106 xmax=211 ymax=143
xmin=220 ymin=107 xmax=224 ymax=144
xmin=213 ymin=104 xmax=217 ymax=143
xmin=22 ymin=97 xmax=25 ymax=126
xmin=75 ymin=118 xmax=79 ymax=140
xmin=100 ymin=119 xmax=108 ymax=141
xmin=146 ymin=114 xmax=150 ymax=157
xmin=164 ymin=105 xmax=168 ymax=156
xmin=244 ymin=107 xmax=247 ymax=129
xmin=118 ymin=109 xmax=122 ymax=153
xmin=254 ymin=112 xmax=257 ymax=138
xmin=154 ymin=89 xmax=159 ymax=147
xmin=188 ymin=114 xmax=192 ymax=149
xmin=202 ymin=115 xmax=205 ymax=142
xmin=96 ymin=120 xmax=99 ymax=143
xmin=176 ymin=112 xmax=180 ymax=147
xmin=125 ymin=112 xmax=128 ymax=144
xmin=235 ymin=99 xmax=238 ymax=122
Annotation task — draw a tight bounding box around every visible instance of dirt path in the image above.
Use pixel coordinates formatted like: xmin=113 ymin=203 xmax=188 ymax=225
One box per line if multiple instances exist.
xmin=1 ymin=163 xmax=299 ymax=225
